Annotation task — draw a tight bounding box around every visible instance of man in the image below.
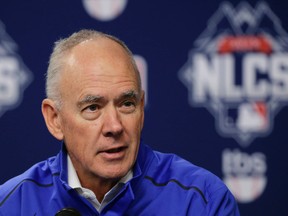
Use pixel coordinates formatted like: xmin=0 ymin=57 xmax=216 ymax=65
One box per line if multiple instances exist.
xmin=0 ymin=29 xmax=240 ymax=215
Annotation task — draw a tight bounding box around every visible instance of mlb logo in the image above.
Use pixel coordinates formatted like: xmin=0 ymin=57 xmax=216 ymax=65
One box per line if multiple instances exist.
xmin=234 ymin=102 xmax=267 ymax=133
xmin=219 ymin=102 xmax=268 ymax=145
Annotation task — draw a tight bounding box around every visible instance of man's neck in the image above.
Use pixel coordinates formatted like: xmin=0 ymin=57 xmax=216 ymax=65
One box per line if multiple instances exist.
xmin=79 ymin=176 xmax=119 ymax=203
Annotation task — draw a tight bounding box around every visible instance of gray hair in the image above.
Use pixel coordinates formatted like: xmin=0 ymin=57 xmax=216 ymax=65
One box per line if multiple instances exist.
xmin=45 ymin=29 xmax=141 ymax=109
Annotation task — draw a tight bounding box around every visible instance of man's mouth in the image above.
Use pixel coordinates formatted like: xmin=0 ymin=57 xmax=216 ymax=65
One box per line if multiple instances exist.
xmin=105 ymin=147 xmax=126 ymax=153
xmin=99 ymin=146 xmax=128 ymax=160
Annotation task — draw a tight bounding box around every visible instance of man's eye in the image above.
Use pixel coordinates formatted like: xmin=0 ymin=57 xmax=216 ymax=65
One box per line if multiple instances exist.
xmin=81 ymin=104 xmax=101 ymax=120
xmin=123 ymin=101 xmax=135 ymax=107
xmin=119 ymin=100 xmax=136 ymax=113
xmin=85 ymin=104 xmax=99 ymax=112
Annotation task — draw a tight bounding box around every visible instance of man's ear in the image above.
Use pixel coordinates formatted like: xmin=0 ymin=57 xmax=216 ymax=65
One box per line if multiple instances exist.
xmin=140 ymin=90 xmax=145 ymax=130
xmin=41 ymin=99 xmax=64 ymax=140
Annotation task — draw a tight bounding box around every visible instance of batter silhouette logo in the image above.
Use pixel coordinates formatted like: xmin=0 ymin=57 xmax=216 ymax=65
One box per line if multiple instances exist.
xmin=179 ymin=1 xmax=288 ymax=146
xmin=0 ymin=21 xmax=33 ymax=117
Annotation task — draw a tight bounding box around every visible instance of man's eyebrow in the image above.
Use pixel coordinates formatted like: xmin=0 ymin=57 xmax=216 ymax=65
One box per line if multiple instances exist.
xmin=77 ymin=91 xmax=140 ymax=107
xmin=77 ymin=95 xmax=103 ymax=107
xmin=117 ymin=90 xmax=140 ymax=101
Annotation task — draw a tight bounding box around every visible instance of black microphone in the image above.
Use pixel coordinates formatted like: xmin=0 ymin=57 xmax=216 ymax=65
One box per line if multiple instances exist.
xmin=55 ymin=208 xmax=81 ymax=216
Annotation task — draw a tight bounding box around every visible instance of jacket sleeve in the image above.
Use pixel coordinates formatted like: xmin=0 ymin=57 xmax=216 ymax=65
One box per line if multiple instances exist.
xmin=202 ymin=186 xmax=240 ymax=216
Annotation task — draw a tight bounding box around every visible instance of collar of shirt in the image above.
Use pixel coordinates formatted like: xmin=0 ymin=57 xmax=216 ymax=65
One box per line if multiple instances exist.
xmin=67 ymin=155 xmax=133 ymax=212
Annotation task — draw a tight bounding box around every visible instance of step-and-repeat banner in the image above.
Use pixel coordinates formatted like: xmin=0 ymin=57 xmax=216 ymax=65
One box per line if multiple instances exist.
xmin=0 ymin=1 xmax=287 ymax=215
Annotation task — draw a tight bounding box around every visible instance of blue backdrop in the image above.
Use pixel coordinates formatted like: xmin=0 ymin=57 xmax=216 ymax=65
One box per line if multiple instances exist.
xmin=0 ymin=1 xmax=287 ymax=215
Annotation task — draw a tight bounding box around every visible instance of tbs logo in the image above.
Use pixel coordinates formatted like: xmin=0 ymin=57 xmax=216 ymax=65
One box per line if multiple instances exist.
xmin=222 ymin=148 xmax=267 ymax=203
xmin=179 ymin=2 xmax=288 ymax=146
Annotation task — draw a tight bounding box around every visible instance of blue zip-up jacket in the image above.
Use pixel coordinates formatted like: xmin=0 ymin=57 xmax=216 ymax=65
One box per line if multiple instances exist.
xmin=0 ymin=143 xmax=240 ymax=215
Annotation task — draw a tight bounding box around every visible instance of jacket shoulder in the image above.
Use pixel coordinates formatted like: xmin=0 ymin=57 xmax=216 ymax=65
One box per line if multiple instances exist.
xmin=0 ymin=157 xmax=58 ymax=205
xmin=143 ymin=147 xmax=230 ymax=201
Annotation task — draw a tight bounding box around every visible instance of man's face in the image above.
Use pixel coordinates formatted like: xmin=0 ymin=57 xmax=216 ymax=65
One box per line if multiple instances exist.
xmin=56 ymin=38 xmax=144 ymax=183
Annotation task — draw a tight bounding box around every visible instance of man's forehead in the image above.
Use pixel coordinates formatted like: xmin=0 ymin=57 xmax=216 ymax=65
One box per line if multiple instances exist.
xmin=64 ymin=38 xmax=134 ymax=74
xmin=60 ymin=37 xmax=141 ymax=94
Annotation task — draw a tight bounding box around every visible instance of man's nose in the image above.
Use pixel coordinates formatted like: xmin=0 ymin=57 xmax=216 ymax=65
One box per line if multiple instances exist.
xmin=102 ymin=106 xmax=123 ymax=137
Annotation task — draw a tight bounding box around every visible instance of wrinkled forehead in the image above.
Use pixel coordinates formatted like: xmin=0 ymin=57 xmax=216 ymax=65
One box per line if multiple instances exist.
xmin=60 ymin=38 xmax=140 ymax=91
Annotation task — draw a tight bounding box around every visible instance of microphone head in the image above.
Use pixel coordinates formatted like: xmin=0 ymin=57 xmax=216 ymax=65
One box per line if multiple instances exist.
xmin=55 ymin=208 xmax=81 ymax=216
